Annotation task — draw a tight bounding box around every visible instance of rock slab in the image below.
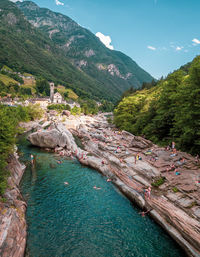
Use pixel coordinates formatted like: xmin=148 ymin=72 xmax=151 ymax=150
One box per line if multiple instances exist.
xmin=0 ymin=154 xmax=27 ymax=257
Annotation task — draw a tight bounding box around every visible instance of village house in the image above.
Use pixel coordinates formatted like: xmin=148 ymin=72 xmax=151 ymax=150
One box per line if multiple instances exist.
xmin=28 ymin=98 xmax=50 ymax=108
xmin=0 ymin=97 xmax=13 ymax=106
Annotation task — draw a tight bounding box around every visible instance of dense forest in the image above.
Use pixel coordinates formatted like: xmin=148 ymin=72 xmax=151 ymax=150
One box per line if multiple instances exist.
xmin=0 ymin=105 xmax=44 ymax=196
xmin=114 ymin=56 xmax=200 ymax=154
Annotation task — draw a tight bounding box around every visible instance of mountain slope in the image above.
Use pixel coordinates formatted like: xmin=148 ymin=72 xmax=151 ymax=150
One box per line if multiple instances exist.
xmin=114 ymin=55 xmax=200 ymax=154
xmin=17 ymin=1 xmax=154 ymax=95
xmin=0 ymin=0 xmax=114 ymax=100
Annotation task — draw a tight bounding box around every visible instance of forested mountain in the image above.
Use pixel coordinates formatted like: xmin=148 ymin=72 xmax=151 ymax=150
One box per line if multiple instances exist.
xmin=15 ymin=0 xmax=153 ymax=102
xmin=0 ymin=0 xmax=108 ymax=101
xmin=114 ymin=56 xmax=200 ymax=154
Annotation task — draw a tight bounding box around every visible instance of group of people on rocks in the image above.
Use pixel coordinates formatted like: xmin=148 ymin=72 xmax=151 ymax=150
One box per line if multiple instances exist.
xmin=144 ymin=186 xmax=151 ymax=199
xmin=165 ymin=142 xmax=182 ymax=175
xmin=30 ymin=123 xmax=200 ymax=211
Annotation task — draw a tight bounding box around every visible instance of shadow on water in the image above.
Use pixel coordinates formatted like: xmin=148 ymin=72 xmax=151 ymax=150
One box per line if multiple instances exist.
xmin=18 ymin=135 xmax=186 ymax=257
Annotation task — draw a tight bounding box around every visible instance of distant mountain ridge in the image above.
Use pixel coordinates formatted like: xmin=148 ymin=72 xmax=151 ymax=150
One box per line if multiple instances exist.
xmin=17 ymin=1 xmax=154 ymax=94
xmin=0 ymin=0 xmax=153 ymax=102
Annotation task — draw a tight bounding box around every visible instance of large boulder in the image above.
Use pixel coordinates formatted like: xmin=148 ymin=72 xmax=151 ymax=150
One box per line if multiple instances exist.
xmin=28 ymin=123 xmax=78 ymax=151
xmin=62 ymin=110 xmax=70 ymax=117
xmin=28 ymin=129 xmax=63 ymax=148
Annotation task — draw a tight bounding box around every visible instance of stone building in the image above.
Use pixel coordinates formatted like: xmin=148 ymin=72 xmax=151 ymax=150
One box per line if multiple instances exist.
xmin=53 ymin=92 xmax=62 ymax=104
xmin=50 ymin=82 xmax=55 ymax=103
xmin=28 ymin=98 xmax=50 ymax=108
xmin=50 ymin=82 xmax=63 ymax=104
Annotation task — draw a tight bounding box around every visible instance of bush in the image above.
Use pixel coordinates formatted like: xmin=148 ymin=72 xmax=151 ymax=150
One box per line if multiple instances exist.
xmin=48 ymin=104 xmax=70 ymax=111
xmin=71 ymin=106 xmax=81 ymax=115
xmin=151 ymin=177 xmax=165 ymax=187
xmin=27 ymin=104 xmax=44 ymax=120
xmin=172 ymin=187 xmax=179 ymax=193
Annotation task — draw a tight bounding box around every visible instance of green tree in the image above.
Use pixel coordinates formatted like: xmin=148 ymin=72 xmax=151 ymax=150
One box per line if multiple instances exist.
xmin=36 ymin=78 xmax=50 ymax=96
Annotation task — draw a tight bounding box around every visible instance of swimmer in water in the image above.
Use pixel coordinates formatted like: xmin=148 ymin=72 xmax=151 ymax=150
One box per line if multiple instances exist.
xmin=107 ymin=178 xmax=111 ymax=182
xmin=64 ymin=182 xmax=69 ymax=185
xmin=93 ymin=186 xmax=101 ymax=190
xmin=30 ymin=154 xmax=34 ymax=165
xmin=139 ymin=210 xmax=150 ymax=217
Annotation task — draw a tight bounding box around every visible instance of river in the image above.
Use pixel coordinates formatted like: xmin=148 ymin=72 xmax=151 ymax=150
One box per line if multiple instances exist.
xmin=18 ymin=136 xmax=185 ymax=257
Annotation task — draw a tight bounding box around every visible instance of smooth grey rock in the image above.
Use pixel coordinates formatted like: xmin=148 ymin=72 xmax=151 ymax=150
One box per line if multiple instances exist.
xmin=150 ymin=210 xmax=200 ymax=257
xmin=0 ymin=154 xmax=27 ymax=257
xmin=28 ymin=123 xmax=78 ymax=152
xmin=28 ymin=129 xmax=61 ymax=148
xmin=133 ymin=175 xmax=151 ymax=187
xmin=177 ymin=198 xmax=195 ymax=208
xmin=192 ymin=206 xmax=200 ymax=219
xmin=114 ymin=178 xmax=145 ymax=208
xmin=166 ymin=192 xmax=183 ymax=202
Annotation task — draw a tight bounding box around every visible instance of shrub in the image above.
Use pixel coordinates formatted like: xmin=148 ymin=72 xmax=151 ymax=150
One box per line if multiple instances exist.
xmin=151 ymin=177 xmax=165 ymax=187
xmin=71 ymin=106 xmax=81 ymax=115
xmin=172 ymin=187 xmax=179 ymax=193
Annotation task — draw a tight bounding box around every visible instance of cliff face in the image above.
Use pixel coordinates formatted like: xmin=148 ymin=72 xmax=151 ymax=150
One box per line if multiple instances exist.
xmin=0 ymin=153 xmax=27 ymax=257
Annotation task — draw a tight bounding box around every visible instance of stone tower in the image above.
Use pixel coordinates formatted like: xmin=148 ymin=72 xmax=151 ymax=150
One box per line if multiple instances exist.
xmin=50 ymin=82 xmax=54 ymax=103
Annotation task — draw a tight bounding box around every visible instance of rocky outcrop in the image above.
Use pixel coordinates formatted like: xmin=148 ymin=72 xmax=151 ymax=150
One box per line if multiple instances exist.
xmin=19 ymin=120 xmax=41 ymax=132
xmin=28 ymin=123 xmax=81 ymax=154
xmin=62 ymin=110 xmax=70 ymax=117
xmin=28 ymin=129 xmax=65 ymax=148
xmin=0 ymin=153 xmax=27 ymax=257
xmin=72 ymin=114 xmax=200 ymax=257
xmin=131 ymin=136 xmax=153 ymax=149
xmin=27 ymin=113 xmax=200 ymax=257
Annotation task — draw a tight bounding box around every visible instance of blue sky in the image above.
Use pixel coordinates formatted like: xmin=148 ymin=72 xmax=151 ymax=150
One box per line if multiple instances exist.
xmin=14 ymin=0 xmax=200 ymax=79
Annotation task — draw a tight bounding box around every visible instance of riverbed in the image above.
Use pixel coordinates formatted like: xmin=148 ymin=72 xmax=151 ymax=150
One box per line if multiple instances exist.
xmin=19 ymin=137 xmax=185 ymax=257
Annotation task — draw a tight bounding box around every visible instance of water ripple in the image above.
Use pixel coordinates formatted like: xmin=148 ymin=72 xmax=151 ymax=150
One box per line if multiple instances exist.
xmin=19 ymin=141 xmax=185 ymax=257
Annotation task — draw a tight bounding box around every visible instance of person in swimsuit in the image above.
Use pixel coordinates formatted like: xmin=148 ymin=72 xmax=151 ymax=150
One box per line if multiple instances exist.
xmin=30 ymin=154 xmax=34 ymax=165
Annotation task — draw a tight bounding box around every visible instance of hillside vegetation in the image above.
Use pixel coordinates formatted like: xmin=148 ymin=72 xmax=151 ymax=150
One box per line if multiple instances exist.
xmin=114 ymin=56 xmax=200 ymax=154
xmin=17 ymin=0 xmax=153 ymax=98
xmin=0 ymin=0 xmax=107 ymax=101
xmin=0 ymin=74 xmax=18 ymax=86
xmin=0 ymin=104 xmax=44 ymax=196
xmin=0 ymin=0 xmax=153 ymax=103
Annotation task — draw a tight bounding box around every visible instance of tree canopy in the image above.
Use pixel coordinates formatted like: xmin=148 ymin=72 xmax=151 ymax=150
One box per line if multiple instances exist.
xmin=114 ymin=55 xmax=200 ymax=154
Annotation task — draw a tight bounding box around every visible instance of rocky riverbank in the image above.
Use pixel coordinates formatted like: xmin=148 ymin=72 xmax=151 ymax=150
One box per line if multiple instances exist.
xmin=26 ymin=112 xmax=200 ymax=257
xmin=0 ymin=151 xmax=27 ymax=257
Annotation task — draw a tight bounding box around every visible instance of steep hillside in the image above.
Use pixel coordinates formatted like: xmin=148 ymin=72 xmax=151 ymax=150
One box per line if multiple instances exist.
xmin=0 ymin=0 xmax=114 ymax=101
xmin=17 ymin=1 xmax=154 ymax=96
xmin=114 ymin=55 xmax=200 ymax=154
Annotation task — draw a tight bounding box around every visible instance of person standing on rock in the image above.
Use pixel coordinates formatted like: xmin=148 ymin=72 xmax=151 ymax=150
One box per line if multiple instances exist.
xmin=195 ymin=154 xmax=199 ymax=163
xmin=172 ymin=141 xmax=175 ymax=149
xmin=147 ymin=186 xmax=151 ymax=199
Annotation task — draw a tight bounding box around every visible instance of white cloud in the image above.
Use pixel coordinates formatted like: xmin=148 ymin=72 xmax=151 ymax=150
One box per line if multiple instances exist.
xmin=192 ymin=38 xmax=200 ymax=45
xmin=175 ymin=46 xmax=183 ymax=51
xmin=96 ymin=32 xmax=114 ymax=50
xmin=9 ymin=0 xmax=23 ymax=2
xmin=147 ymin=45 xmax=156 ymax=51
xmin=55 ymin=0 xmax=64 ymax=6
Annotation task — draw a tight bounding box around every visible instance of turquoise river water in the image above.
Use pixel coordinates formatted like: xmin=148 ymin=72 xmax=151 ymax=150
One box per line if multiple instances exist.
xmin=18 ymin=136 xmax=185 ymax=257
